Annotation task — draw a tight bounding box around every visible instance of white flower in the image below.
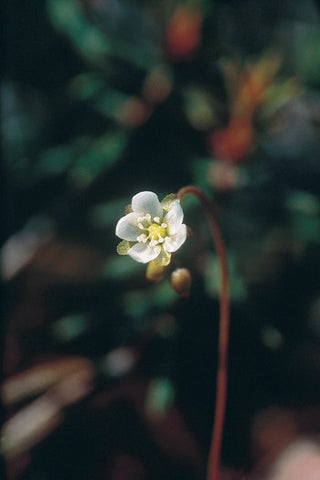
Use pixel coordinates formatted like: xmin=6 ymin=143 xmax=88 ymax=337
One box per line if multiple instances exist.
xmin=115 ymin=191 xmax=187 ymax=266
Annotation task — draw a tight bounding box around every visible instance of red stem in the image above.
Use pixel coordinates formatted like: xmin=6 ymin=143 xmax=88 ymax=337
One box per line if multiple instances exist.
xmin=177 ymin=186 xmax=230 ymax=480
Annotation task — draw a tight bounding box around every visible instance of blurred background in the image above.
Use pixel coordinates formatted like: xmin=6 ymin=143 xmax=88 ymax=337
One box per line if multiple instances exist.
xmin=2 ymin=0 xmax=320 ymax=479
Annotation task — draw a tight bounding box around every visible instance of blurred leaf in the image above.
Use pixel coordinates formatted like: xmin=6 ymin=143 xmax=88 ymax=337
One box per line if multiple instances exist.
xmin=100 ymin=255 xmax=145 ymax=280
xmin=293 ymin=24 xmax=320 ymax=86
xmin=47 ymin=0 xmax=158 ymax=70
xmin=290 ymin=213 xmax=320 ymax=244
xmin=2 ymin=395 xmax=62 ymax=459
xmin=36 ymin=144 xmax=75 ymax=177
xmin=191 ymin=158 xmax=215 ymax=194
xmin=91 ymin=89 xmax=129 ymax=119
xmin=286 ymin=190 xmax=320 ymax=216
xmin=68 ymin=73 xmax=132 ymax=122
xmin=51 ymin=314 xmax=89 ymax=342
xmin=261 ymin=325 xmax=284 ymax=350
xmin=205 ymin=252 xmax=247 ymax=301
xmin=2 ymin=363 xmax=93 ymax=459
xmin=89 ymin=197 xmax=131 ymax=228
xmin=145 ymin=377 xmax=175 ymax=419
xmin=47 ymin=0 xmax=110 ymax=62
xmin=100 ymin=346 xmax=139 ymax=378
xmin=183 ymin=87 xmax=217 ymax=130
xmin=67 ymin=72 xmax=107 ymax=101
xmin=122 ymin=281 xmax=177 ymax=318
xmin=1 ymin=216 xmax=53 ymax=280
xmin=260 ymin=78 xmax=303 ymax=119
xmin=2 ymin=83 xmax=47 ymax=180
xmin=69 ymin=131 xmax=128 ymax=186
xmin=286 ymin=190 xmax=320 ymax=243
xmin=2 ymin=357 xmax=92 ymax=406
xmin=34 ymin=133 xmax=126 ymax=181
xmin=29 ymin=236 xmax=103 ymax=280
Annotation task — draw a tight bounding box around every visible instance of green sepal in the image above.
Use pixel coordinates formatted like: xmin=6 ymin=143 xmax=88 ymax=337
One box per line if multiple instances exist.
xmin=154 ymin=249 xmax=171 ymax=266
xmin=117 ymin=240 xmax=134 ymax=255
xmin=161 ymin=194 xmax=177 ymax=212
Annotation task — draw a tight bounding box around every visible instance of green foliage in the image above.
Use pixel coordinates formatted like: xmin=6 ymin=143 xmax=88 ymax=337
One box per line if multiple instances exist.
xmin=145 ymin=377 xmax=175 ymax=418
xmin=122 ymin=282 xmax=177 ymax=318
xmin=69 ymin=131 xmax=128 ymax=186
xmin=286 ymin=190 xmax=320 ymax=243
xmin=101 ymin=255 xmax=145 ymax=280
xmin=294 ymin=24 xmax=320 ymax=86
xmin=205 ymin=253 xmax=247 ymax=302
xmin=51 ymin=314 xmax=89 ymax=342
xmin=36 ymin=144 xmax=75 ymax=177
xmin=47 ymin=0 xmax=110 ymax=61
xmin=47 ymin=0 xmax=159 ymax=69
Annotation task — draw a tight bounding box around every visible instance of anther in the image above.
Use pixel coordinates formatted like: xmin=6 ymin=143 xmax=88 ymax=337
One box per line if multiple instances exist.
xmin=137 ymin=234 xmax=147 ymax=243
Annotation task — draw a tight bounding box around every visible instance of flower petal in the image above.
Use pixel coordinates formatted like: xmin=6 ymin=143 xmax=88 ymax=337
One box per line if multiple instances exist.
xmin=131 ymin=191 xmax=163 ymax=219
xmin=164 ymin=224 xmax=187 ymax=252
xmin=128 ymin=242 xmax=161 ymax=263
xmin=164 ymin=201 xmax=184 ymax=235
xmin=115 ymin=212 xmax=141 ymax=241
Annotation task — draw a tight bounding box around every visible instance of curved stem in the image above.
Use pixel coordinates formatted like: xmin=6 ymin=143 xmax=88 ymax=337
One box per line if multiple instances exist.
xmin=177 ymin=186 xmax=230 ymax=480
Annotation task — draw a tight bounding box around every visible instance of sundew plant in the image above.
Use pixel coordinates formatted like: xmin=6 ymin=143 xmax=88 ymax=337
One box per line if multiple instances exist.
xmin=116 ymin=186 xmax=230 ymax=480
xmin=2 ymin=1 xmax=320 ymax=480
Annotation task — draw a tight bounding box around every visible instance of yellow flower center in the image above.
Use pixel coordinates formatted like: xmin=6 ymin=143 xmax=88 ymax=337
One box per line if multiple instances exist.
xmin=148 ymin=223 xmax=166 ymax=240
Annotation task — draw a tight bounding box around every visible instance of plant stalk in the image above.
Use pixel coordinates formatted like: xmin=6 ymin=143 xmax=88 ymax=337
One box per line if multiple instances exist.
xmin=177 ymin=186 xmax=230 ymax=480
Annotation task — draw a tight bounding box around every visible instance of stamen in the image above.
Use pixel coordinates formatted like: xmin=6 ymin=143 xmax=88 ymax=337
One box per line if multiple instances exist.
xmin=161 ymin=223 xmax=167 ymax=228
xmin=145 ymin=213 xmax=151 ymax=222
xmin=137 ymin=234 xmax=147 ymax=243
xmin=153 ymin=216 xmax=161 ymax=224
xmin=138 ymin=223 xmax=146 ymax=230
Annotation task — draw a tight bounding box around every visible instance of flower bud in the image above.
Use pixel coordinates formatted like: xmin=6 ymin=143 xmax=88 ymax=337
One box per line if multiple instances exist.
xmin=170 ymin=268 xmax=192 ymax=298
xmin=146 ymin=260 xmax=168 ymax=283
